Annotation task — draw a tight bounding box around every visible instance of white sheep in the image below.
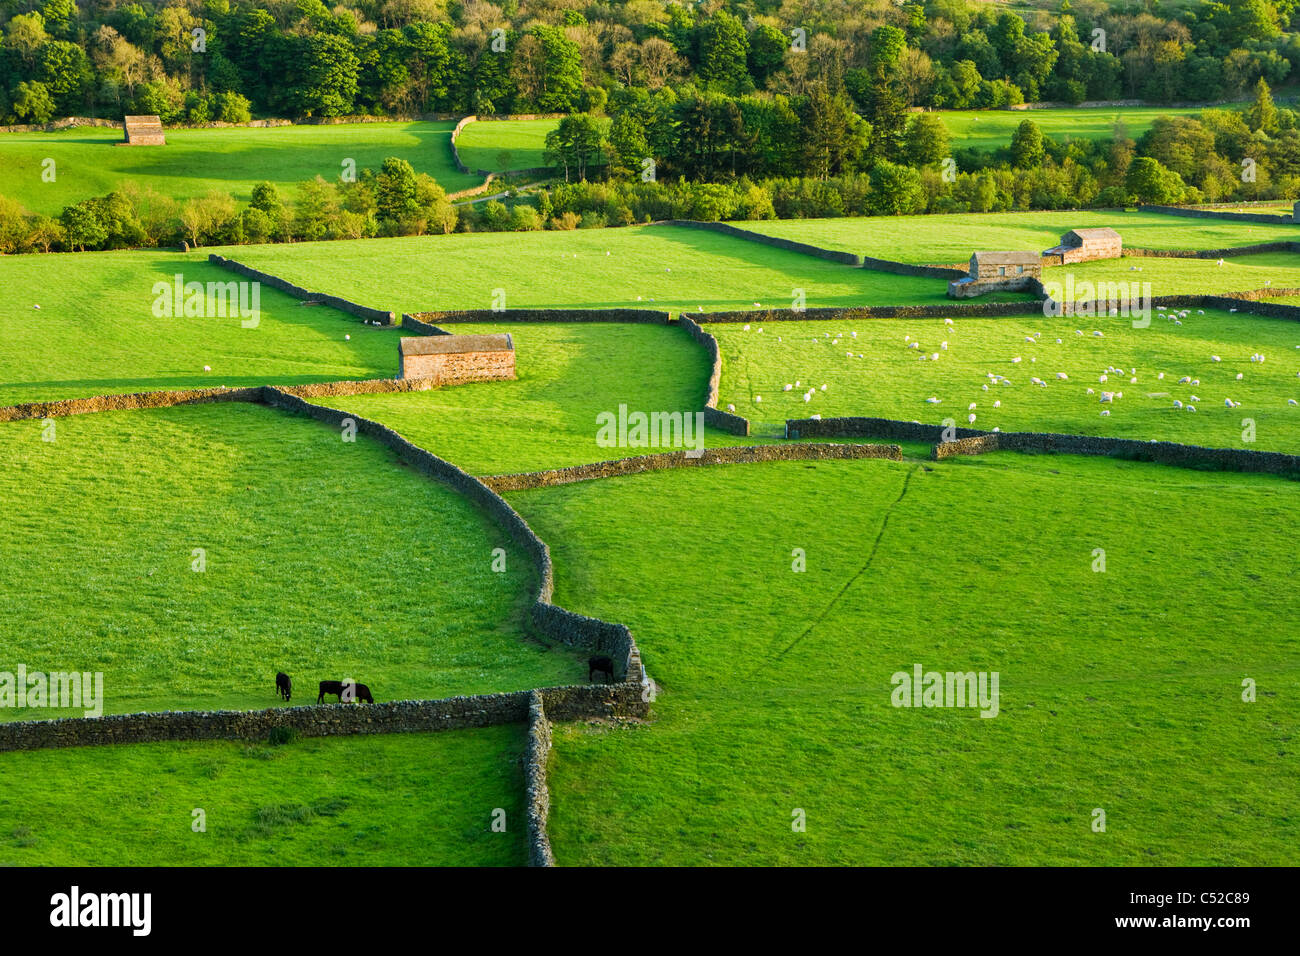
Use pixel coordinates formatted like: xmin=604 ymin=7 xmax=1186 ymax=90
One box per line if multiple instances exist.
xmin=1057 ymin=372 xmax=1068 ymax=380
xmin=926 ymin=397 xmax=942 ymax=404
xmin=1100 ymin=409 xmax=1110 ymax=416
xmin=1173 ymin=400 xmax=1183 ymax=409
xmin=968 ymin=413 xmax=976 ymax=423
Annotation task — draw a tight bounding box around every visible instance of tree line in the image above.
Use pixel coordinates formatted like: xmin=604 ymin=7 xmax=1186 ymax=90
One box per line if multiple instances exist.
xmin=3 ymin=0 xmax=1300 ymax=126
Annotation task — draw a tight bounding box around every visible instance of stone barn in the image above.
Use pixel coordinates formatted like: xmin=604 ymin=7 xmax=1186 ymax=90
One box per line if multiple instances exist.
xmin=949 ymin=251 xmax=1042 ymax=298
xmin=399 ymin=333 xmax=516 ymax=384
xmin=1045 ymin=227 xmax=1122 ymax=264
xmin=119 ymin=115 xmax=166 ymax=146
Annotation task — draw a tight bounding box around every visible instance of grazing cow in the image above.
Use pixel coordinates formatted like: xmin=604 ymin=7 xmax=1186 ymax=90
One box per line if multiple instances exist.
xmin=275 ymin=671 xmax=292 ymax=702
xmin=588 ymin=656 xmax=615 ymax=683
xmin=343 ymin=681 xmax=375 ymax=704
xmin=317 ymin=680 xmax=345 ymax=704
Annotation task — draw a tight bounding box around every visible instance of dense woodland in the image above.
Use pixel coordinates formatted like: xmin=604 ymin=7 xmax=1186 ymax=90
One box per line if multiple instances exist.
xmin=5 ymin=0 xmax=1300 ymax=251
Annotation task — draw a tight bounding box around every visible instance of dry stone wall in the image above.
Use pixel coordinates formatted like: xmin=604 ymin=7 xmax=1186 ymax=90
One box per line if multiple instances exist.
xmin=696 ymin=302 xmax=1045 ymax=323
xmin=678 ymin=315 xmax=751 ymax=435
xmin=484 ymin=443 xmax=903 ymax=492
xmin=1138 ymin=204 xmax=1295 ymax=225
xmin=406 ymin=308 xmax=671 ymax=324
xmin=655 ymin=220 xmax=864 ymax=266
xmin=208 ymin=255 xmax=396 ymax=325
xmin=524 ymin=691 xmax=555 ymax=867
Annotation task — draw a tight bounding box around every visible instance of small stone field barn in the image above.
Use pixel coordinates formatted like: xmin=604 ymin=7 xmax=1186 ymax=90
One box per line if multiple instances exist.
xmin=1045 ymin=227 xmax=1122 ymax=264
xmin=399 ymin=333 xmax=516 ymax=384
xmin=968 ymin=251 xmax=1042 ymax=281
xmin=119 ymin=115 xmax=166 ymax=146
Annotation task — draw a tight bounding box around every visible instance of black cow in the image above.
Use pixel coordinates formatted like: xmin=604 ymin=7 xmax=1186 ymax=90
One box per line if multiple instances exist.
xmin=588 ymin=656 xmax=614 ymax=683
xmin=275 ymin=671 xmax=292 ymax=702
xmin=343 ymin=681 xmax=375 ymax=704
xmin=318 ymin=680 xmax=345 ymax=704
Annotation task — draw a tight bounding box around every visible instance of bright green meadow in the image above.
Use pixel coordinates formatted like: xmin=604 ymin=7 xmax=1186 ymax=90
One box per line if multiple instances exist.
xmin=0 ymin=728 xmax=526 ymax=866
xmin=735 ymin=210 xmax=1300 ymax=265
xmin=938 ymin=104 xmax=1246 ymax=152
xmin=712 ymin=309 xmax=1300 ymax=452
xmin=0 ymin=121 xmax=479 ymax=217
xmin=509 ymin=454 xmax=1299 ymax=865
xmin=0 ymin=401 xmax=583 ymax=719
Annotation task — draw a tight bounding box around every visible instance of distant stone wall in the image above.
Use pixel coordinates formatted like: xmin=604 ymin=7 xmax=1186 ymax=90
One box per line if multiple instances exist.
xmin=949 ymin=275 xmax=1041 ymax=298
xmin=655 ymin=220 xmax=865 ymax=266
xmin=861 ymin=255 xmax=967 ymax=279
xmin=678 ymin=315 xmax=750 ymax=435
xmin=524 ymin=690 xmax=555 ymax=867
xmin=406 ymin=308 xmax=671 ymax=324
xmin=483 ymin=442 xmax=903 ymax=492
xmin=450 ymin=113 xmax=564 ymax=178
xmin=1126 ymin=241 xmax=1300 ymax=259
xmin=400 ymin=314 xmax=452 ymax=335
xmin=1137 ymin=204 xmax=1295 ymax=225
xmin=789 ymin=416 xmax=1300 ymax=477
xmin=208 ymin=255 xmax=396 ymax=325
xmin=694 ymin=301 xmax=1044 ymax=323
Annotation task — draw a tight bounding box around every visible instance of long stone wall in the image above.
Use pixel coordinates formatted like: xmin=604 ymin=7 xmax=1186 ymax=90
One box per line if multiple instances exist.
xmin=655 ymin=220 xmax=865 ymax=266
xmin=860 ymin=255 xmax=968 ymax=279
xmin=405 ymin=308 xmax=671 ymax=324
xmin=0 ymin=385 xmax=263 ymax=423
xmin=1126 ymin=241 xmax=1300 ymax=259
xmin=788 ymin=416 xmax=1300 ymax=477
xmin=694 ymin=301 xmax=1045 ymax=323
xmin=208 ymin=254 xmax=396 ymax=325
xmin=1137 ymin=204 xmax=1295 ymax=225
xmin=524 ymin=691 xmax=555 ymax=867
xmin=483 ymin=442 xmax=903 ymax=492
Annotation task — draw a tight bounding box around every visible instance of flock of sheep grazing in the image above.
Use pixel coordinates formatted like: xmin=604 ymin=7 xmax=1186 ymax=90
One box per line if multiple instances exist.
xmin=727 ymin=308 xmax=1300 ymax=428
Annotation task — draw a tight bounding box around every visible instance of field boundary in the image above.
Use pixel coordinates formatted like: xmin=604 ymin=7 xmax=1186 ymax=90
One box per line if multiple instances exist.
xmin=450 ymin=113 xmax=563 ymax=181
xmin=1127 ymin=241 xmax=1300 ymax=258
xmin=679 ymin=315 xmax=751 ymax=434
xmin=692 ymin=302 xmax=1044 ymax=322
xmin=404 ymin=308 xmax=672 ymax=324
xmin=524 ymin=690 xmax=555 ymax=867
xmin=785 ymin=416 xmax=1300 ymax=477
xmin=209 ymin=254 xmax=396 ymax=324
xmin=482 ymin=442 xmax=902 ymax=491
xmin=1137 ymin=203 xmax=1296 ymax=225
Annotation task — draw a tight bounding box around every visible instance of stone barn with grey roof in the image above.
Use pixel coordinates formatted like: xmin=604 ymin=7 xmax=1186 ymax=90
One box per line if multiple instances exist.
xmin=948 ymin=251 xmax=1042 ymax=298
xmin=1045 ymin=227 xmax=1122 ymax=264
xmin=399 ymin=333 xmax=516 ymax=384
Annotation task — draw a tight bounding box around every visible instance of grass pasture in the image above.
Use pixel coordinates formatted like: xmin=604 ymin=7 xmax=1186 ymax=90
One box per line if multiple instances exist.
xmin=938 ymin=104 xmax=1246 ymax=152
xmin=0 ymin=401 xmax=584 ymax=719
xmin=453 ymin=117 xmax=564 ymax=172
xmin=312 ymin=321 xmax=771 ymax=475
xmin=0 ymin=249 xmax=406 ymax=407
xmin=0 ymin=121 xmax=479 ymax=217
xmin=712 ymin=309 xmax=1300 ymax=452
xmin=734 ymin=211 xmax=1300 ymax=266
xmin=509 ymin=454 xmax=1300 ymax=865
xmin=227 ymin=224 xmax=1026 ymax=316
xmin=0 ymin=727 xmax=526 ymax=866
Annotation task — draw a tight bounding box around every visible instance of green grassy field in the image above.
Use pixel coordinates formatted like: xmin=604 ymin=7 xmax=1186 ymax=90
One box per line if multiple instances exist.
xmin=0 ymin=401 xmax=584 ymax=719
xmin=454 ymin=117 xmax=564 ymax=172
xmin=313 ymin=322 xmax=770 ymax=475
xmin=939 ymin=104 xmax=1245 ymax=151
xmin=509 ymin=454 xmax=1299 ymax=865
xmin=734 ymin=211 xmax=1300 ymax=265
xmin=0 ymin=250 xmax=407 ymax=407
xmin=712 ymin=309 xmax=1300 ymax=452
xmin=1047 ymin=251 xmax=1300 ymax=298
xmin=0 ymin=728 xmax=526 ymax=865
xmin=226 ymin=224 xmax=1023 ymax=315
xmin=0 ymin=121 xmax=479 ymax=217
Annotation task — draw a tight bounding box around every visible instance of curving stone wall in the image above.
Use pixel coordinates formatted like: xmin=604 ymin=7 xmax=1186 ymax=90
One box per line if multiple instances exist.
xmin=678 ymin=315 xmax=751 ymax=435
xmin=208 ymin=255 xmax=396 ymax=325
xmin=484 ymin=443 xmax=903 ymax=492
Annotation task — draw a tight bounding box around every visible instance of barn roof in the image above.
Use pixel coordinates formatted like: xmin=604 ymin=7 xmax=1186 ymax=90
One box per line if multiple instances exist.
xmin=400 ymin=333 xmax=514 ymax=356
xmin=970 ymin=250 xmax=1041 ymax=265
xmin=1064 ymin=227 xmax=1121 ymax=244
